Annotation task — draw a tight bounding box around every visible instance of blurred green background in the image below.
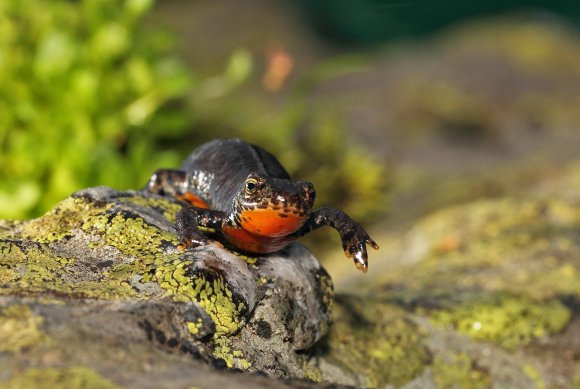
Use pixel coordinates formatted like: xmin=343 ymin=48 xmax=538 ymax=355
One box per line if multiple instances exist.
xmin=0 ymin=0 xmax=389 ymax=222
xmin=2 ymin=0 xmax=580 ymax=244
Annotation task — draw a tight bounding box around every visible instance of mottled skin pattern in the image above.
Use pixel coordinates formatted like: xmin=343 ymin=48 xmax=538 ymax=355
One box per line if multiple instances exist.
xmin=147 ymin=139 xmax=378 ymax=272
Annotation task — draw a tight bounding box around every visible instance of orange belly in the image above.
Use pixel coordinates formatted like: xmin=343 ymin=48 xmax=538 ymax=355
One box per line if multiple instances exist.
xmin=222 ymin=224 xmax=292 ymax=253
xmin=176 ymin=191 xmax=209 ymax=209
xmin=239 ymin=209 xmax=304 ymax=237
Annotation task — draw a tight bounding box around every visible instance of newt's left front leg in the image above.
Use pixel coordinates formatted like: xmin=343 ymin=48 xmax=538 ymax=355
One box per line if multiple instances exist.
xmin=146 ymin=169 xmax=209 ymax=209
xmin=298 ymin=207 xmax=379 ymax=273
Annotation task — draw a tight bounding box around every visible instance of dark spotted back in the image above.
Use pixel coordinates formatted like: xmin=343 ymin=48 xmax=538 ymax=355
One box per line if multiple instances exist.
xmin=179 ymin=139 xmax=291 ymax=211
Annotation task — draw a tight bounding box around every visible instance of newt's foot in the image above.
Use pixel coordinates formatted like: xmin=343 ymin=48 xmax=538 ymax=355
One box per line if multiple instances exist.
xmin=343 ymin=233 xmax=379 ymax=273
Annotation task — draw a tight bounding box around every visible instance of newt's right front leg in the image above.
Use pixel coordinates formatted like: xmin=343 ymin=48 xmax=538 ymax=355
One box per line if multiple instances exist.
xmin=176 ymin=207 xmax=226 ymax=250
xmin=297 ymin=207 xmax=379 ymax=273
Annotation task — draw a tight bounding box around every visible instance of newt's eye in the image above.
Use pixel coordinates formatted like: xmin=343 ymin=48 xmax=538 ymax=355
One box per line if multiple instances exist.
xmin=245 ymin=179 xmax=258 ymax=194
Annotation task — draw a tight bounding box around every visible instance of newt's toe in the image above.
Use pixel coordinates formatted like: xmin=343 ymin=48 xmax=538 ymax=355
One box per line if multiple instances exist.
xmin=354 ymin=251 xmax=368 ymax=273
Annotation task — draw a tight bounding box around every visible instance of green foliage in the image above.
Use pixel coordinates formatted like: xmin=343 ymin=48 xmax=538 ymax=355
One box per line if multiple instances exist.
xmin=0 ymin=0 xmax=386 ymax=226
xmin=0 ymin=0 xmax=192 ymax=219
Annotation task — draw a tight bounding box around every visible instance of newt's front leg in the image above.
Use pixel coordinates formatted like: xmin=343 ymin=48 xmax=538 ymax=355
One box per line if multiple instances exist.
xmin=176 ymin=207 xmax=226 ymax=250
xmin=147 ymin=169 xmax=188 ymax=196
xmin=147 ymin=169 xmax=209 ymax=209
xmin=298 ymin=207 xmax=379 ymax=272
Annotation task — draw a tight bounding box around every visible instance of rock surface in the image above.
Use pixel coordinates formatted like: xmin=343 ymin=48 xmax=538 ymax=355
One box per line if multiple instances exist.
xmin=320 ymin=162 xmax=580 ymax=388
xmin=1 ymin=175 xmax=579 ymax=388
xmin=0 ymin=187 xmax=334 ymax=387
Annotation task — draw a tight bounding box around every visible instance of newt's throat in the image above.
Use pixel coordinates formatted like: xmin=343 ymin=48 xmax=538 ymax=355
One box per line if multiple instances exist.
xmin=239 ymin=208 xmax=305 ymax=237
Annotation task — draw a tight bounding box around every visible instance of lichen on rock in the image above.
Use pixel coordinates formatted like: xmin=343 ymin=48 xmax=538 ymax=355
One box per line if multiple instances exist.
xmin=0 ymin=304 xmax=48 ymax=353
xmin=428 ymin=294 xmax=571 ymax=350
xmin=0 ymin=366 xmax=122 ymax=389
xmin=1 ymin=178 xmax=578 ymax=387
xmin=0 ymin=186 xmax=333 ymax=380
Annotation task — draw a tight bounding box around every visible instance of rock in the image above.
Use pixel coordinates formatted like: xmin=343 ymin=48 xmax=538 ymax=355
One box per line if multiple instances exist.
xmin=0 ymin=186 xmax=334 ymax=387
xmin=1 ymin=175 xmax=579 ymax=388
xmin=316 ymin=166 xmax=580 ymax=388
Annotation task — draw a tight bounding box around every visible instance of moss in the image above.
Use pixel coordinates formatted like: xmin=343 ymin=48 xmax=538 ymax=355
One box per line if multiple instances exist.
xmin=3 ymin=193 xmax=174 ymax=300
xmin=0 ymin=366 xmax=121 ymax=389
xmin=429 ymin=295 xmax=571 ymax=350
xmin=0 ymin=304 xmax=48 ymax=353
xmin=432 ymin=352 xmax=490 ymax=389
xmin=318 ymin=296 xmax=430 ymax=387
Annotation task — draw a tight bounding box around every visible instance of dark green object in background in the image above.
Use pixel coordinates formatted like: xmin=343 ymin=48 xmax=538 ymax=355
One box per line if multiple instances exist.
xmin=297 ymin=0 xmax=580 ymax=45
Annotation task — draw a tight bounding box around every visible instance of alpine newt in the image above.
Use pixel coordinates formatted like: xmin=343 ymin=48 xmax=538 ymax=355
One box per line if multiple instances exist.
xmin=146 ymin=139 xmax=378 ymax=272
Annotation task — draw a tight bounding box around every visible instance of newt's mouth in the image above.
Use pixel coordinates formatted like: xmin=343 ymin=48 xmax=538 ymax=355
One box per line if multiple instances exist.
xmin=239 ymin=208 xmax=306 ymax=237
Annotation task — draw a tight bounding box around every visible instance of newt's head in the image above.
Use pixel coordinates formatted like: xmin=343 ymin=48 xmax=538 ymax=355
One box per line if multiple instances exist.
xmin=232 ymin=173 xmax=315 ymax=237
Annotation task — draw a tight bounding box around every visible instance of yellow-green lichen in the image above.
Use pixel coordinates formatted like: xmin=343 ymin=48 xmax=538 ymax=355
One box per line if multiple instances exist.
xmin=18 ymin=193 xmax=179 ymax=260
xmin=374 ymin=196 xmax=580 ymax=302
xmin=228 ymin=251 xmax=257 ymax=265
xmin=116 ymin=195 xmax=182 ymax=223
xmin=153 ymin=258 xmax=245 ymax=335
xmin=0 ymin=193 xmax=179 ymax=300
xmin=186 ymin=318 xmax=204 ymax=335
xmin=302 ymin=361 xmax=324 ymax=383
xmin=211 ymin=334 xmax=252 ymax=370
xmin=0 ymin=366 xmax=121 ymax=389
xmin=81 ymin=212 xmax=178 ymax=257
xmin=0 ymin=304 xmax=48 ymax=353
xmin=0 ymin=240 xmax=74 ymax=294
xmin=429 ymin=295 xmax=571 ymax=350
xmin=319 ymin=274 xmax=334 ymax=313
xmin=0 ymin=189 xmax=254 ymax=366
xmin=0 ymin=220 xmax=18 ymax=239
xmin=522 ymin=364 xmax=546 ymax=389
xmin=318 ymin=297 xmax=430 ymax=387
xmin=18 ymin=197 xmax=96 ymax=243
xmin=0 ymin=239 xmax=138 ymax=300
xmin=432 ymin=352 xmax=490 ymax=389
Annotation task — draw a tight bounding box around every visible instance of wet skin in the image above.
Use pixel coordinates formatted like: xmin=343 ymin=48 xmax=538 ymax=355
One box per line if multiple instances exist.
xmin=146 ymin=139 xmax=378 ymax=272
